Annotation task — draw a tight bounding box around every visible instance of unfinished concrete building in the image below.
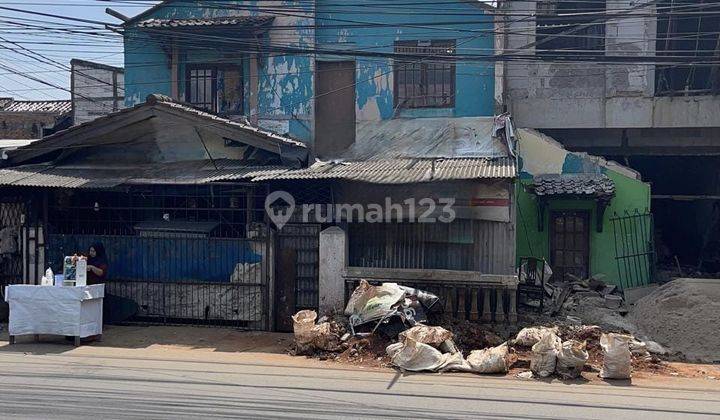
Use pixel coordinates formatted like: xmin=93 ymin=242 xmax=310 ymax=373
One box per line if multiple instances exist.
xmin=501 ymin=0 xmax=720 ymax=272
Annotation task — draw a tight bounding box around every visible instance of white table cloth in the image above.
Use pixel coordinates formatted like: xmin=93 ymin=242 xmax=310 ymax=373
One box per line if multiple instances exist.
xmin=5 ymin=284 xmax=104 ymax=341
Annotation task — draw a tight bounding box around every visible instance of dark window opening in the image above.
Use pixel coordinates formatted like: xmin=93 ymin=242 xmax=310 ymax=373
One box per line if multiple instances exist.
xmin=535 ymin=0 xmax=606 ymax=55
xmin=656 ymin=0 xmax=720 ymax=96
xmin=186 ymin=65 xmax=244 ymax=115
xmin=394 ymin=40 xmax=456 ymax=109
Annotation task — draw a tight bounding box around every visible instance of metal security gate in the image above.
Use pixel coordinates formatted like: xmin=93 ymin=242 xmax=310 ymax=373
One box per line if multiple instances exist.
xmin=0 ymin=199 xmax=24 ymax=287
xmin=611 ymin=210 xmax=656 ymax=290
xmin=46 ymin=232 xmax=272 ymax=330
xmin=275 ymin=223 xmax=320 ymax=331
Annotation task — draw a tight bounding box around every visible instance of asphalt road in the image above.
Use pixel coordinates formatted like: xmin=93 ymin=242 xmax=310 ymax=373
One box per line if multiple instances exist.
xmin=0 ymin=347 xmax=719 ymax=419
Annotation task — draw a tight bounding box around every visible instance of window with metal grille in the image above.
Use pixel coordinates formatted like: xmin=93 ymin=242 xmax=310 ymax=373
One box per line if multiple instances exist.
xmin=394 ymin=40 xmax=456 ymax=109
xmin=535 ymin=0 xmax=606 ymax=55
xmin=186 ymin=65 xmax=244 ymax=114
xmin=656 ymin=0 xmax=720 ymax=95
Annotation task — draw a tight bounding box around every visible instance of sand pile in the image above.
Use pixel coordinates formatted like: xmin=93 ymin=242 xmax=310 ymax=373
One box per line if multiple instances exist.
xmin=629 ymin=279 xmax=720 ymax=362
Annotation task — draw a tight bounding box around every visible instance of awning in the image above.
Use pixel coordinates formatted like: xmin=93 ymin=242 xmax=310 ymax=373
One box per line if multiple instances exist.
xmin=0 ymin=160 xmax=286 ymax=189
xmin=529 ymin=174 xmax=615 ymax=198
xmin=252 ymin=157 xmax=516 ymax=184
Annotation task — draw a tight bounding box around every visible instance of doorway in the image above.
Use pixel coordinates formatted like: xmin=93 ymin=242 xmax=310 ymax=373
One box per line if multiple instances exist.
xmin=315 ymin=61 xmax=356 ymax=158
xmin=550 ymin=211 xmax=590 ymax=282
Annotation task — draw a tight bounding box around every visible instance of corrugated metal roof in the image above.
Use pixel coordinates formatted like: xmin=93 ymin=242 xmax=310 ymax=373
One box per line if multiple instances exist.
xmin=531 ymin=174 xmax=616 ymax=198
xmin=0 ymin=160 xmax=286 ymax=189
xmin=252 ymin=157 xmax=516 ymax=184
xmin=138 ymin=16 xmax=274 ymax=29
xmin=1 ymin=100 xmax=71 ymax=114
xmin=345 ymin=117 xmax=509 ymax=160
xmin=5 ymin=94 xmax=306 ymax=165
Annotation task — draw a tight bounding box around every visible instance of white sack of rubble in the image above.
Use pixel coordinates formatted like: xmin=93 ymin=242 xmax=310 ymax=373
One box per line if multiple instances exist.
xmin=386 ymin=338 xmax=470 ymax=372
xmin=398 ymin=325 xmax=453 ymax=347
xmin=515 ymin=326 xmax=559 ymax=347
xmin=466 ymin=342 xmax=516 ymax=374
xmin=629 ymin=279 xmax=720 ymax=362
xmin=556 ymin=340 xmax=589 ymax=379
xmin=530 ymin=330 xmax=562 ymax=377
xmin=599 ymin=333 xmax=632 ymax=379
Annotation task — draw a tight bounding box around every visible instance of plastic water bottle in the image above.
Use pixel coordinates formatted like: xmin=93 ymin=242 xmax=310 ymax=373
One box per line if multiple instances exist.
xmin=42 ymin=268 xmax=54 ymax=286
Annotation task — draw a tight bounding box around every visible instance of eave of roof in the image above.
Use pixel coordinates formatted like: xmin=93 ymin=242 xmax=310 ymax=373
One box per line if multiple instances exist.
xmin=137 ymin=15 xmax=274 ymax=29
xmin=3 ymin=94 xmax=306 ymax=166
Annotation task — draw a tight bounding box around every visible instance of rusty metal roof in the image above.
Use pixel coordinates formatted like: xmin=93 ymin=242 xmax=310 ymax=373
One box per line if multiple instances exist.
xmin=138 ymin=16 xmax=274 ymax=29
xmin=531 ymin=174 xmax=615 ymax=198
xmin=0 ymin=100 xmax=71 ymax=114
xmin=252 ymin=157 xmax=516 ymax=184
xmin=0 ymin=160 xmax=286 ymax=189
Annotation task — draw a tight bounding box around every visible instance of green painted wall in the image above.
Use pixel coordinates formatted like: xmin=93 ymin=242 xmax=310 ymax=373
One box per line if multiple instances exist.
xmin=516 ymin=169 xmax=651 ymax=286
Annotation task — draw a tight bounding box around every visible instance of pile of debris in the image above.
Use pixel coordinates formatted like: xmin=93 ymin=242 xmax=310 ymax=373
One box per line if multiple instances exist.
xmin=510 ymin=324 xmax=669 ymax=380
xmin=289 ymin=280 xmax=678 ymax=381
xmin=540 ymin=274 xmax=637 ymax=332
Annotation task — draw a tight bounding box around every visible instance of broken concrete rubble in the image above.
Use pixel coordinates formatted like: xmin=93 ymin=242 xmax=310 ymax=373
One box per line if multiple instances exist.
xmin=289 ymin=279 xmax=690 ymax=382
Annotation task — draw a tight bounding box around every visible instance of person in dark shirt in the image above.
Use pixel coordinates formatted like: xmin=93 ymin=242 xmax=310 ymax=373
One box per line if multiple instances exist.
xmin=86 ymin=242 xmax=108 ymax=285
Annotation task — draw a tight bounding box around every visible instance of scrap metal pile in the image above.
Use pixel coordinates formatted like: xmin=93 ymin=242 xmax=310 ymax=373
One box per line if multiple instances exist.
xmin=291 ymin=280 xmax=672 ymax=380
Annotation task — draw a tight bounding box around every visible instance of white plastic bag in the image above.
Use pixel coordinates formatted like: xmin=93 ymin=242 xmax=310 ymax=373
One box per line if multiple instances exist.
xmin=467 ymin=342 xmax=516 ymax=374
xmin=556 ymin=340 xmax=589 ymax=379
xmin=515 ymin=326 xmax=559 ymax=347
xmin=600 ymin=333 xmax=632 ymax=379
xmin=530 ymin=331 xmax=562 ymax=377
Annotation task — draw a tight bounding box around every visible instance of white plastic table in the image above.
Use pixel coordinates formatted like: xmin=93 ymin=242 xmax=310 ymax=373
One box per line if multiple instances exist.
xmin=5 ymin=284 xmax=104 ymax=346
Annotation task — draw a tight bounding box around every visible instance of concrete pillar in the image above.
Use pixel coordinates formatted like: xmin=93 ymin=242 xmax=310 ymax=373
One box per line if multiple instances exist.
xmin=508 ymin=288 xmax=518 ymax=324
xmin=481 ymin=288 xmax=492 ymax=323
xmin=469 ymin=288 xmax=479 ymax=321
xmin=495 ymin=288 xmax=506 ymax=323
xmin=319 ymin=226 xmax=346 ymax=315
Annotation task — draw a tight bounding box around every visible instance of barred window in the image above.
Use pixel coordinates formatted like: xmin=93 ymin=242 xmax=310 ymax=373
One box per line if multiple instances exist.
xmin=186 ymin=65 xmax=244 ymax=114
xmin=536 ymin=0 xmax=606 ymax=55
xmin=656 ymin=0 xmax=720 ymax=95
xmin=394 ymin=40 xmax=456 ymax=109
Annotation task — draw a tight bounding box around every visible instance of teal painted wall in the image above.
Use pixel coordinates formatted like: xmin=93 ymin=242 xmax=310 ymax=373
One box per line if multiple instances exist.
xmin=123 ymin=1 xmax=496 ymax=146
xmin=124 ymin=1 xmax=315 ymax=142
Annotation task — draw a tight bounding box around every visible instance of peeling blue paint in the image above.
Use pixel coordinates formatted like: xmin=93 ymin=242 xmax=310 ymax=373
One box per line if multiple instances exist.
xmin=124 ymin=0 xmax=496 ymax=147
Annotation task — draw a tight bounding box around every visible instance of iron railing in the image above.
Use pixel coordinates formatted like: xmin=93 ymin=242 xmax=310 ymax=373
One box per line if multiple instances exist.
xmin=610 ymin=209 xmax=656 ymax=290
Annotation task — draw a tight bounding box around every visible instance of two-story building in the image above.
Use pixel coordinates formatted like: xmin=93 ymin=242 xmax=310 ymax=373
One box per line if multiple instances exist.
xmin=501 ymin=0 xmax=720 ymax=271
xmin=0 ymin=0 xmax=527 ymax=330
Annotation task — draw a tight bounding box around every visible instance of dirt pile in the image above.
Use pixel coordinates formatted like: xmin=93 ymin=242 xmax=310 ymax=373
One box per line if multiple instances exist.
xmin=629 ymin=279 xmax=720 ymax=363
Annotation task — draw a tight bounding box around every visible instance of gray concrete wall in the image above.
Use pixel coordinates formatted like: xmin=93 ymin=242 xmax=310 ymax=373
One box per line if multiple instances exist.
xmin=71 ymin=60 xmax=125 ymax=125
xmin=503 ymin=0 xmax=720 ymax=130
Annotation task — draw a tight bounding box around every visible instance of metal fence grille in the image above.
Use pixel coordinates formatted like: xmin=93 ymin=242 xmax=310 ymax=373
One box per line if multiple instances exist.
xmin=0 ymin=200 xmax=24 ymax=286
xmin=610 ymin=210 xmax=656 ymax=290
xmin=277 ymin=224 xmax=320 ymax=311
xmin=47 ymin=233 xmax=271 ymax=329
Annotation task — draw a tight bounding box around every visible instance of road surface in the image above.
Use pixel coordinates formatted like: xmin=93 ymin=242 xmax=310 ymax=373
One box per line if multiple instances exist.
xmin=0 ymin=342 xmax=718 ymax=419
